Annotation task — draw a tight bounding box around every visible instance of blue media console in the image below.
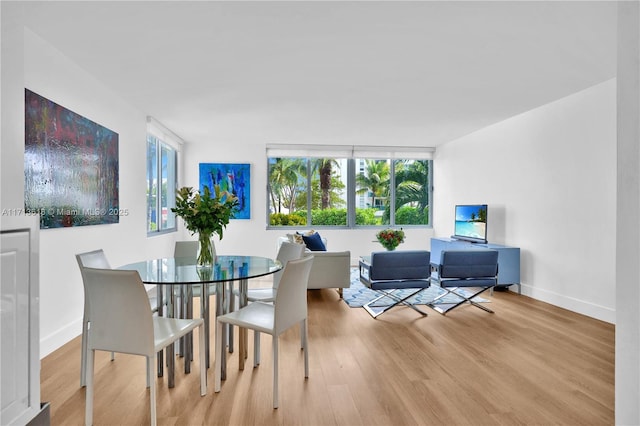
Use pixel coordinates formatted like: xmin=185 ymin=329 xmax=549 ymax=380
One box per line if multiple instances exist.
xmin=430 ymin=237 xmax=521 ymax=293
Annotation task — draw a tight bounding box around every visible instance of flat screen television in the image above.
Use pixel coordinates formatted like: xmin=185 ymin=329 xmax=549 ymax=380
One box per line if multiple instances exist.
xmin=452 ymin=204 xmax=488 ymax=244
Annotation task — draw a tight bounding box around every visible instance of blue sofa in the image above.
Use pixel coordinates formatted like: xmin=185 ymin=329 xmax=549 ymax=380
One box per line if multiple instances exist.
xmin=358 ymin=250 xmax=431 ymax=318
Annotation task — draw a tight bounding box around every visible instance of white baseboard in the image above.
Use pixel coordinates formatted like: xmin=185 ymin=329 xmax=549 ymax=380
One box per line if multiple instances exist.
xmin=518 ymin=284 xmax=615 ymax=324
xmin=40 ymin=318 xmax=82 ymax=359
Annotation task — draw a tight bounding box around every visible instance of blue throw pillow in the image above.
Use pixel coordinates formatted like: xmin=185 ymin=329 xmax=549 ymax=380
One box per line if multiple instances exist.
xmin=302 ymin=232 xmax=327 ymax=251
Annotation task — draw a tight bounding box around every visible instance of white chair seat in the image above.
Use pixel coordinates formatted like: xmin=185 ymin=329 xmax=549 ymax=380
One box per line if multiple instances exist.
xmin=246 ymin=288 xmax=277 ymax=303
xmin=218 ymin=301 xmax=275 ymax=333
xmin=153 ymin=317 xmax=203 ymax=350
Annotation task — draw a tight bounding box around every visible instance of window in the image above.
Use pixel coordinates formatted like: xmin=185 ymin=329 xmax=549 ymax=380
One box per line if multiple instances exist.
xmin=267 ymin=145 xmax=433 ymax=228
xmin=146 ymin=118 xmax=181 ymax=234
xmin=268 ymin=156 xmax=348 ymax=226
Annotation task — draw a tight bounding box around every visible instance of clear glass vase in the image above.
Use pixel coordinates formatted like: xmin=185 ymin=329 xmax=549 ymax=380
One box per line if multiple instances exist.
xmin=197 ymin=231 xmax=215 ymax=268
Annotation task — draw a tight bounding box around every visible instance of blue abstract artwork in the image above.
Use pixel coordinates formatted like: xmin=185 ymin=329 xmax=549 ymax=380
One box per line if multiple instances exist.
xmin=199 ymin=163 xmax=250 ymax=219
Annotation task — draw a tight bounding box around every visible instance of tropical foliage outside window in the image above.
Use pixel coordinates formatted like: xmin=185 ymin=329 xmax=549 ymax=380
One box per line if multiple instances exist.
xmin=268 ymin=155 xmax=431 ymax=228
xmin=147 ymin=134 xmax=177 ymax=233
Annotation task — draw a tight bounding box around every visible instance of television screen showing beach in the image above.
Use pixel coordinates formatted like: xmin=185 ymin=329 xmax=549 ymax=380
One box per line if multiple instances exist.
xmin=455 ymin=205 xmax=487 ymax=239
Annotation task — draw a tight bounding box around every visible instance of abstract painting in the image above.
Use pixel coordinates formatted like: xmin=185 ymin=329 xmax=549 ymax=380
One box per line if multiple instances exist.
xmin=24 ymin=89 xmax=119 ymax=228
xmin=199 ymin=163 xmax=250 ymax=219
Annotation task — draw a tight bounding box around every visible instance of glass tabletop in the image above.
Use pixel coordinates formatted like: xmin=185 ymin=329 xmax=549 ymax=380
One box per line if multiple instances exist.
xmin=117 ymin=255 xmax=282 ymax=284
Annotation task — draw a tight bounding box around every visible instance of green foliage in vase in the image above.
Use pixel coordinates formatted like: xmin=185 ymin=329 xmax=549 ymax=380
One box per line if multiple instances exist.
xmin=171 ymin=185 xmax=239 ymax=239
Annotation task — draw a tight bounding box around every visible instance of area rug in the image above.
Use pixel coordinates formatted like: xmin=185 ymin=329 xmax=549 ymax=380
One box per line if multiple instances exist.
xmin=343 ymin=267 xmax=489 ymax=308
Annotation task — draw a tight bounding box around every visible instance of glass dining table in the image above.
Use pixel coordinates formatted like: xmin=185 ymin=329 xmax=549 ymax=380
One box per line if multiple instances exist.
xmin=117 ymin=255 xmax=282 ymax=387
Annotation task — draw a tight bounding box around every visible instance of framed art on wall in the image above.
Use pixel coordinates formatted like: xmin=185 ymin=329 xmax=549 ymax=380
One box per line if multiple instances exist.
xmin=24 ymin=89 xmax=120 ymax=228
xmin=199 ymin=162 xmax=250 ymax=219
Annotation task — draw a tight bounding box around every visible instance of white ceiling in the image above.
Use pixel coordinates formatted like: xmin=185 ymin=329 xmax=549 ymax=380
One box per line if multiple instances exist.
xmin=20 ymin=1 xmax=618 ymax=147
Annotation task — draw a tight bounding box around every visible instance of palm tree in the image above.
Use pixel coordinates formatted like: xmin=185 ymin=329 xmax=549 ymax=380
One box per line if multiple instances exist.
xmin=394 ymin=160 xmax=429 ymax=212
xmin=269 ymin=158 xmax=305 ymax=213
xmin=356 ymin=160 xmax=390 ymax=209
xmin=311 ymin=158 xmax=340 ymax=209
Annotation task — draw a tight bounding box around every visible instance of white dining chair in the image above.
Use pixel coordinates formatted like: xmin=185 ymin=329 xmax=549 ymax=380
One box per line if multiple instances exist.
xmin=243 ymin=241 xmax=306 ymax=303
xmin=82 ymin=267 xmax=206 ymax=426
xmin=234 ymin=241 xmax=306 ymax=360
xmin=214 ymin=255 xmax=314 ymax=408
xmin=174 ymin=240 xmax=199 ymax=259
xmin=76 ymin=249 xmax=160 ymax=387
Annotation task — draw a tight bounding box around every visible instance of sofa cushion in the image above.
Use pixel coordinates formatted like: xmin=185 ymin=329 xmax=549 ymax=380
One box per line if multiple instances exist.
xmin=302 ymin=232 xmax=327 ymax=251
xmin=287 ymin=229 xmax=316 ymax=245
xmin=287 ymin=233 xmax=305 ymax=244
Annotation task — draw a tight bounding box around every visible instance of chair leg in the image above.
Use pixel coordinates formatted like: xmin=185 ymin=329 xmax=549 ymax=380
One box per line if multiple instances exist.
xmin=199 ymin=323 xmax=206 ymax=396
xmin=227 ymin=282 xmax=234 ymax=353
xmin=202 ymin=285 xmax=210 ymax=369
xmin=227 ymin=324 xmax=234 ymax=353
xmin=214 ymin=319 xmax=223 ymax=392
xmin=302 ymin=319 xmax=309 ymax=378
xmin=254 ymin=331 xmax=260 ymax=367
xmin=80 ymin=318 xmax=88 ymax=387
xmin=146 ymin=358 xmax=150 ymax=388
xmin=85 ymin=349 xmax=94 ymax=426
xmin=148 ymin=355 xmax=157 ymax=426
xmin=157 ymin=349 xmax=164 ymax=378
xmin=300 ymin=326 xmax=304 ymax=349
xmin=273 ymin=335 xmax=279 ymax=409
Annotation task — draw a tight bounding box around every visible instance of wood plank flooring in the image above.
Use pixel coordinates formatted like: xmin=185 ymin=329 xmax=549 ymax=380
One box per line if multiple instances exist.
xmin=41 ymin=287 xmax=614 ymax=425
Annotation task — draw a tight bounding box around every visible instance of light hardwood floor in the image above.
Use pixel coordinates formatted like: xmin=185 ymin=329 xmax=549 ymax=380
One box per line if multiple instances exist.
xmin=41 ymin=286 xmax=614 ymax=425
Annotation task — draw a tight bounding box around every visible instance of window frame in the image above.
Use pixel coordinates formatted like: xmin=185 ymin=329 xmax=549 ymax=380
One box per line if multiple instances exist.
xmin=146 ymin=118 xmax=182 ymax=236
xmin=266 ymin=145 xmax=433 ymax=230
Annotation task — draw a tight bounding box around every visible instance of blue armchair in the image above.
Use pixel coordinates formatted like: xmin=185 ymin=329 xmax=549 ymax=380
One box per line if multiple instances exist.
xmin=358 ymin=250 xmax=431 ymax=318
xmin=429 ymin=249 xmax=499 ymax=315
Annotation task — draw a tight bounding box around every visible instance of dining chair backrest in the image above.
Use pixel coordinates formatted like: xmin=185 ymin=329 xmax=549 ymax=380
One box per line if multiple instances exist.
xmin=82 ymin=267 xmax=154 ymax=357
xmin=76 ymin=249 xmax=116 ymax=387
xmin=273 ymin=241 xmax=306 ymax=289
xmin=76 ymin=249 xmax=111 ymax=271
xmin=76 ymin=249 xmax=143 ymax=315
xmin=174 ymin=241 xmax=199 ymax=259
xmin=273 ymin=256 xmax=313 ymax=335
xmin=76 ymin=249 xmax=112 ymax=318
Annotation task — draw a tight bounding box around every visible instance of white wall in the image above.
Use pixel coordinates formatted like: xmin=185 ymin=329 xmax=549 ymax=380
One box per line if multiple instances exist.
xmin=1 ymin=22 xmax=180 ymax=357
xmin=433 ymin=79 xmax=616 ymax=323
